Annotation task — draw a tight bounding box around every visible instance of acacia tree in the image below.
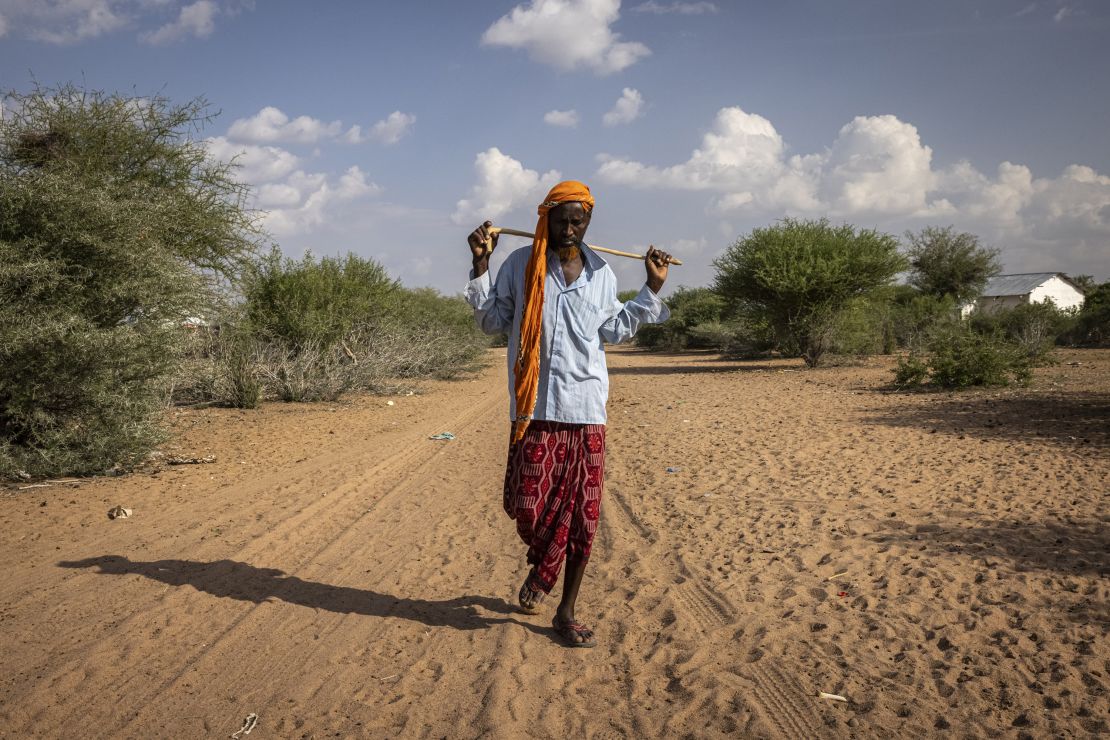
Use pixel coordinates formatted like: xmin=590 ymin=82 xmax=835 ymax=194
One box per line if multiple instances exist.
xmin=713 ymin=218 xmax=905 ymax=367
xmin=904 ymin=225 xmax=1001 ymax=304
xmin=0 ymin=85 xmax=261 ymax=478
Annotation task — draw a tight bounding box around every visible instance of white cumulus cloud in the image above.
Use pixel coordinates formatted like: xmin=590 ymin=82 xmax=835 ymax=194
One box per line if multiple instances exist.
xmin=254 ymin=181 xmax=303 ymax=209
xmin=596 ymin=107 xmax=950 ymax=215
xmin=262 ymin=166 xmax=382 ymax=236
xmin=204 ymin=136 xmax=301 ymax=183
xmin=937 ymin=160 xmax=1033 ymax=230
xmin=453 ymin=147 xmax=562 ymax=225
xmin=818 ymin=115 xmax=940 ymax=217
xmin=227 ymin=107 xmax=344 ymax=145
xmin=5 ymin=0 xmax=129 ymax=44
xmin=481 ymin=0 xmax=650 ymax=75
xmin=544 ymin=109 xmax=580 ymax=128
xmin=366 ymin=111 xmax=416 ymax=145
xmin=0 ymin=0 xmax=252 ymax=44
xmin=602 ymin=87 xmax=644 ymax=127
xmin=631 ymin=1 xmax=718 ymax=14
xmin=597 ymin=106 xmax=805 ymax=210
xmin=207 ymin=116 xmax=384 ymax=238
xmin=140 ymin=0 xmax=216 ymax=44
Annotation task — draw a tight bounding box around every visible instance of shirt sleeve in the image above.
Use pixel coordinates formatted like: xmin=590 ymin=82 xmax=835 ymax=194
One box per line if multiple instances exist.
xmin=464 ymin=264 xmax=515 ymax=336
xmin=598 ymin=283 xmax=671 ymax=344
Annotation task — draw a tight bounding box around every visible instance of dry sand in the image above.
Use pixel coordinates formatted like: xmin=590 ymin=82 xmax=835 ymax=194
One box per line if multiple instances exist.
xmin=1 ymin=347 xmax=1107 ymax=738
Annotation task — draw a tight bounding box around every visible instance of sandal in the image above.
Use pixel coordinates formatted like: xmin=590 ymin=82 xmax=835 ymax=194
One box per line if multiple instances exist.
xmin=552 ymin=615 xmax=596 ymax=648
xmin=518 ymin=576 xmax=545 ymax=614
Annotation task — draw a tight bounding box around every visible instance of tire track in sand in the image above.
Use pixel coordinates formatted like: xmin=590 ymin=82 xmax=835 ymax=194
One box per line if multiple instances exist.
xmin=725 ymin=660 xmax=825 ymax=740
xmin=14 ymin=393 xmax=506 ymax=736
xmin=110 ymin=394 xmax=507 ymax=738
xmin=672 ymin=554 xmax=738 ymax=631
xmin=597 ymin=470 xmax=747 ymax=737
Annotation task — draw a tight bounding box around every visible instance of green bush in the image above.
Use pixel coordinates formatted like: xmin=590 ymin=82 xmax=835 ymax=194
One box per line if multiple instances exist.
xmin=635 ymin=287 xmax=726 ymax=351
xmin=208 ymin=251 xmax=491 ymax=403
xmin=684 ymin=321 xmax=736 ymax=351
xmin=928 ymin=327 xmax=1032 ymax=387
xmin=243 ymin=248 xmax=399 ymax=349
xmin=893 ymin=354 xmax=929 ymax=388
xmin=970 ymin=301 xmax=1077 ymax=360
xmin=224 ymin=344 xmax=265 ymax=409
xmin=384 ymin=288 xmax=490 ymax=380
xmin=894 ymin=324 xmax=1033 ymax=389
xmin=827 ymin=292 xmax=894 ymax=357
xmin=890 ymin=289 xmax=958 ymax=352
xmin=1065 ymin=281 xmax=1109 ymax=346
xmin=0 ymin=86 xmax=258 ymax=479
xmin=172 ymin=319 xmax=265 ymax=409
xmin=632 ymin=286 xmax=775 ymax=355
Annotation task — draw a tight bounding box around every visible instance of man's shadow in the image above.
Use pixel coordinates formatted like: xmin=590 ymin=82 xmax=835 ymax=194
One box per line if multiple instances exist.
xmin=59 ymin=555 xmax=549 ymax=637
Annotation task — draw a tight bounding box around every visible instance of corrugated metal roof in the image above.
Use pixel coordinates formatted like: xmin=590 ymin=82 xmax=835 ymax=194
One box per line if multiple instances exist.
xmin=981 ymin=273 xmax=1060 ymax=297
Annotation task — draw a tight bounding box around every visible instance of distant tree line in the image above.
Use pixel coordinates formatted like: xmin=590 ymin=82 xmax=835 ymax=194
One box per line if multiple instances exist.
xmin=1 ymin=85 xmax=489 ymax=479
xmin=635 ymin=219 xmax=1107 ymax=387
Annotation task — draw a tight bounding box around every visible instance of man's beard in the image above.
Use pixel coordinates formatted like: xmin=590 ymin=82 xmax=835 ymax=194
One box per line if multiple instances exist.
xmin=556 ymin=243 xmax=580 ymax=262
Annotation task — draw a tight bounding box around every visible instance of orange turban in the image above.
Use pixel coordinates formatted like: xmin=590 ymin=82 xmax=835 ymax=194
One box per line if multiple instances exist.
xmin=512 ymin=180 xmax=596 ymax=445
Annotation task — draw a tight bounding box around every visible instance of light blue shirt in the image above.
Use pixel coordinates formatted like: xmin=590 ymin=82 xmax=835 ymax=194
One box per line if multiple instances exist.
xmin=465 ymin=243 xmax=670 ymax=425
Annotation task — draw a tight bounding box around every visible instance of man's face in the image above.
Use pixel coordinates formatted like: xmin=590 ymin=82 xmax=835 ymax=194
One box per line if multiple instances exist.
xmin=547 ymin=202 xmax=591 ymax=250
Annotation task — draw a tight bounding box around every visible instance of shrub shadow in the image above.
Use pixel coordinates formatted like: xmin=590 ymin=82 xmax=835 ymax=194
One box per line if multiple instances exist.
xmin=58 ymin=555 xmax=548 ymax=636
xmin=862 ymin=391 xmax=1110 ymax=448
xmin=872 ymin=519 xmax=1110 ymax=578
xmin=607 ymin=362 xmax=790 ymax=376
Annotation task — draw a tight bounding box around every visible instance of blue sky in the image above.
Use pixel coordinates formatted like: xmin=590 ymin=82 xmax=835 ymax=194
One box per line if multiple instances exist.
xmin=3 ymin=0 xmax=1109 ymax=293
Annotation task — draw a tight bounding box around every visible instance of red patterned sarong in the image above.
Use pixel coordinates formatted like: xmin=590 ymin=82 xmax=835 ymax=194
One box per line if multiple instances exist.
xmin=503 ymin=421 xmax=606 ymax=593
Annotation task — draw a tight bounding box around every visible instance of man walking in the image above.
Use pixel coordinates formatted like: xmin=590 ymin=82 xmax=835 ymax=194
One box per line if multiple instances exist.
xmin=465 ymin=180 xmax=672 ymax=647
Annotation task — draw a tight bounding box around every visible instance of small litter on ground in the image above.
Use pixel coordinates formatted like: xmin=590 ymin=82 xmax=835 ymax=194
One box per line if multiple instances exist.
xmin=429 ymin=432 xmax=456 ymax=441
xmin=107 ymin=506 xmax=132 ymax=520
xmin=230 ymin=712 xmax=258 ymax=739
xmin=666 ymin=466 xmax=682 ymax=473
xmin=167 ymin=455 xmax=216 ymax=465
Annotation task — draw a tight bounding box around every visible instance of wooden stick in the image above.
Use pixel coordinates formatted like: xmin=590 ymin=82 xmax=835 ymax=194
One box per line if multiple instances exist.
xmin=489 ymin=227 xmax=683 ymax=265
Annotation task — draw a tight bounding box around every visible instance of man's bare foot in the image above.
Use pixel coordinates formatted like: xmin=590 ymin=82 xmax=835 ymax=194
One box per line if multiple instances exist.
xmin=552 ymin=614 xmax=596 ymax=648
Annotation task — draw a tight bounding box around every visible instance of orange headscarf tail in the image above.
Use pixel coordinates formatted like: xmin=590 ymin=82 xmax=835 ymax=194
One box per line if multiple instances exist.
xmin=511 ymin=180 xmax=595 ymax=445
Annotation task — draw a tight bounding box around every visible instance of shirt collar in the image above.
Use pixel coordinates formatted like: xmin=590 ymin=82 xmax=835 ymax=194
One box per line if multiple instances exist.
xmin=546 ymin=243 xmax=605 ymax=290
xmin=580 ymin=243 xmax=606 ymax=271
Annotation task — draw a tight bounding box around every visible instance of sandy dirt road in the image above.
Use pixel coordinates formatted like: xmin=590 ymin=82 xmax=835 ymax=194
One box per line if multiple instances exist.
xmin=2 ymin=347 xmax=1108 ymax=738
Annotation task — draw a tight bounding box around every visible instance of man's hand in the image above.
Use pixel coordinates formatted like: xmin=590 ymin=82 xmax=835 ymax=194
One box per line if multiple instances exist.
xmin=645 ymin=245 xmax=671 ymax=294
xmin=467 ymin=221 xmax=498 ymax=277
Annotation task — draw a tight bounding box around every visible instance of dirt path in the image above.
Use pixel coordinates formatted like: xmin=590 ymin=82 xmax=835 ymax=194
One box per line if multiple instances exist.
xmin=2 ymin=348 xmax=1108 ymax=738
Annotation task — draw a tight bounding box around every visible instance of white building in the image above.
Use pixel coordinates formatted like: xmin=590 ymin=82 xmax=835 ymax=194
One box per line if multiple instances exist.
xmin=962 ymin=273 xmax=1086 ymax=317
